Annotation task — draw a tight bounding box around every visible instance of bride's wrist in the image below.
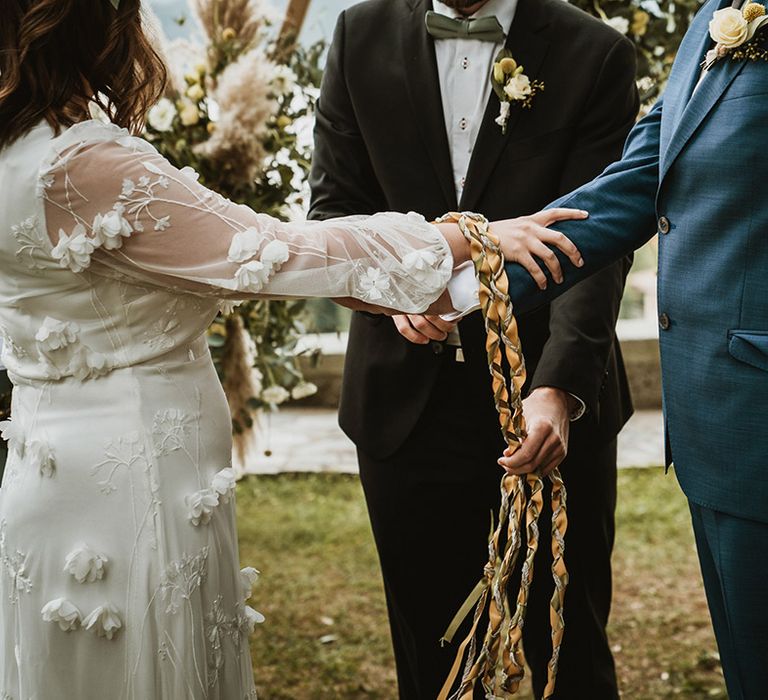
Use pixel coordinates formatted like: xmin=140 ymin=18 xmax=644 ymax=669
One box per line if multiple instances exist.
xmin=436 ymin=222 xmax=471 ymax=267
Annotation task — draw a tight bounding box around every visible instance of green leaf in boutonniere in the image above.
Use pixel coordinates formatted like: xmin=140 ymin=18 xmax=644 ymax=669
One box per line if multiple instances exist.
xmin=490 ymin=48 xmax=544 ymax=135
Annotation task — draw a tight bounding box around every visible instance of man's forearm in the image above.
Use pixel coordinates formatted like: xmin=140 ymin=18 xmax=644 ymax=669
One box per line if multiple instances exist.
xmin=507 ymin=100 xmax=663 ymax=313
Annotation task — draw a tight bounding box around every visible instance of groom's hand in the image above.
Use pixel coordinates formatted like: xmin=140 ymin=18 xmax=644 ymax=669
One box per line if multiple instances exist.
xmin=393 ymin=314 xmax=457 ymax=344
xmin=497 ymin=387 xmax=573 ymax=476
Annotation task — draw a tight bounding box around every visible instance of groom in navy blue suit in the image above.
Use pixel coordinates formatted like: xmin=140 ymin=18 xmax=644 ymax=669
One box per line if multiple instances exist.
xmin=500 ymin=0 xmax=768 ymax=696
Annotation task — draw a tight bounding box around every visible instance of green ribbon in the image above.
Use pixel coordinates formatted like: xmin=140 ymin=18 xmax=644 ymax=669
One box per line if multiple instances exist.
xmin=425 ymin=11 xmax=505 ymax=43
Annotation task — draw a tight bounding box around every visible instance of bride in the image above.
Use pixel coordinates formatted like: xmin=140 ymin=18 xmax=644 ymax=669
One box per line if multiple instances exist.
xmin=0 ymin=0 xmax=585 ymax=697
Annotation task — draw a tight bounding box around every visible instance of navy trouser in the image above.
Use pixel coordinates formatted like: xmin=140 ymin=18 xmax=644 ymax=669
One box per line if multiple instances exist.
xmin=689 ymin=502 xmax=768 ymax=700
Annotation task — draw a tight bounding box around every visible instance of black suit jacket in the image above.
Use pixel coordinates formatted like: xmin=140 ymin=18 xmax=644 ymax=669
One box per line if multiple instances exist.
xmin=309 ymin=0 xmax=637 ymax=458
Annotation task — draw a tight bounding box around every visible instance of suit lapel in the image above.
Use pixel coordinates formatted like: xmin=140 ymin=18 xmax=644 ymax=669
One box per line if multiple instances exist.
xmin=401 ymin=0 xmax=458 ymax=211
xmin=459 ymin=0 xmax=551 ymax=211
xmin=660 ymin=0 xmax=747 ymax=182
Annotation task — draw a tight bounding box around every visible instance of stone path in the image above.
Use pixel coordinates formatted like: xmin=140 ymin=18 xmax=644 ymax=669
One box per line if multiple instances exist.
xmin=241 ymin=408 xmax=665 ymax=475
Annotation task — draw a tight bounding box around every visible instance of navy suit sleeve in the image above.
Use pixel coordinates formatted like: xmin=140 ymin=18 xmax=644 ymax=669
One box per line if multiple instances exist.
xmin=507 ymin=98 xmax=664 ymax=315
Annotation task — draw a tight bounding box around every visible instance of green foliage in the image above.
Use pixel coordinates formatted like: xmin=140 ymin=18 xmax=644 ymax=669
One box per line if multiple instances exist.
xmin=570 ymin=0 xmax=706 ymax=104
xmin=143 ymin=5 xmax=326 ymax=434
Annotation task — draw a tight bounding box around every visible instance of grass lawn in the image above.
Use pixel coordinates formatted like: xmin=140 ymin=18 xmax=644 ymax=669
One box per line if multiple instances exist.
xmin=237 ymin=468 xmax=726 ymax=699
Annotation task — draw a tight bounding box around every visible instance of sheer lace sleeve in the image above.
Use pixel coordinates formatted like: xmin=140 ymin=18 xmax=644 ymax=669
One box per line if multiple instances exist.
xmin=40 ymin=126 xmax=453 ymax=314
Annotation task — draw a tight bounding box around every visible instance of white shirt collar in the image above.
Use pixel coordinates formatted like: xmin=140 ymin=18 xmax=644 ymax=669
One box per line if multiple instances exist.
xmin=431 ymin=0 xmax=518 ymax=36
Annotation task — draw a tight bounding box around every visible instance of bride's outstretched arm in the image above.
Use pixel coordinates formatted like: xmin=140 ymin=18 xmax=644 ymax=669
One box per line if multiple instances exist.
xmin=41 ymin=134 xmax=467 ymax=315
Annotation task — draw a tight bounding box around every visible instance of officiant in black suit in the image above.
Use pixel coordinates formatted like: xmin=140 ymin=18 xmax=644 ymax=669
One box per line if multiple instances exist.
xmin=309 ymin=0 xmax=637 ymax=697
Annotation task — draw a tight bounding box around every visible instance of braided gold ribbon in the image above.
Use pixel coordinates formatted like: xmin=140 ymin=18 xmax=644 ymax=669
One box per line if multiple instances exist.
xmin=436 ymin=212 xmax=569 ymax=700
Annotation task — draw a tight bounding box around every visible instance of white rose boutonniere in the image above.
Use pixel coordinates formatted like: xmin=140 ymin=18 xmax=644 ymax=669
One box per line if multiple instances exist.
xmin=704 ymin=2 xmax=768 ymax=69
xmin=490 ymin=50 xmax=544 ymax=134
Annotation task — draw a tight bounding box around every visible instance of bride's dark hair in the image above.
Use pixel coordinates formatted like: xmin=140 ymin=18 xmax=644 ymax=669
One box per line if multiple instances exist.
xmin=0 ymin=0 xmax=167 ymax=148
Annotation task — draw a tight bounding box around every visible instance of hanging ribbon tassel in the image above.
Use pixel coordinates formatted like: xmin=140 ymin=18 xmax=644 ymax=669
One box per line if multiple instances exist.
xmin=435 ymin=212 xmax=569 ymax=700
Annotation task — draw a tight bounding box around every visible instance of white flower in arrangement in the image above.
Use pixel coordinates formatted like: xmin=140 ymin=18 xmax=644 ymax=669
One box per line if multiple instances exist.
xmin=261 ymin=240 xmax=290 ymax=268
xmin=64 ymin=545 xmax=108 ymax=584
xmin=228 ymin=228 xmax=264 ymax=263
xmin=359 ymin=267 xmax=391 ymax=302
xmin=186 ymin=488 xmax=220 ymax=526
xmin=503 ymin=73 xmax=533 ymax=101
xmin=83 ymin=604 xmax=123 ymax=640
xmin=35 ymin=317 xmax=79 ymax=351
xmin=261 ymin=385 xmax=290 ymax=405
xmin=41 ymin=598 xmax=81 ymax=632
xmin=240 ymin=567 xmax=260 ymax=599
xmin=241 ymin=605 xmax=265 ymax=634
xmin=147 ymin=98 xmax=176 ymax=132
xmin=270 ymin=65 xmax=299 ymax=94
xmin=92 ymin=208 xmax=133 ymax=250
xmin=235 ymin=260 xmax=271 ymax=293
xmin=291 ymin=382 xmax=318 ymax=400
xmin=178 ymin=99 xmax=201 ymax=127
xmin=709 ymin=7 xmax=749 ymax=48
xmin=211 ymin=468 xmax=237 ymax=503
xmin=51 ymin=224 xmax=97 ymax=273
xmin=604 ymin=16 xmax=630 ymax=35
xmin=186 ymin=83 xmax=205 ymax=102
xmin=26 ymin=440 xmax=55 ymax=478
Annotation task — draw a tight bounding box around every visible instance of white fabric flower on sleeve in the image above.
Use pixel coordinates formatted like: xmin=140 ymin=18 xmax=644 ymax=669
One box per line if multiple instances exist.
xmin=0 ymin=419 xmax=25 ymax=459
xmin=228 ymin=228 xmax=264 ymax=263
xmin=240 ymin=567 xmax=260 ymax=599
xmin=35 ymin=317 xmax=79 ymax=352
xmin=92 ymin=207 xmax=133 ymax=250
xmin=51 ymin=224 xmax=97 ymax=273
xmin=41 ymin=598 xmax=81 ymax=631
xmin=235 ymin=260 xmax=271 ymax=293
xmin=64 ymin=544 xmax=108 ymax=583
xmin=211 ymin=468 xmax=237 ymax=504
xmin=358 ymin=267 xmax=391 ymax=302
xmin=83 ymin=604 xmax=123 ymax=640
xmin=260 ymin=240 xmax=290 ymax=269
xmin=186 ymin=489 xmax=220 ymax=526
xmin=26 ymin=440 xmax=55 ymax=478
xmin=241 ymin=605 xmax=265 ymax=635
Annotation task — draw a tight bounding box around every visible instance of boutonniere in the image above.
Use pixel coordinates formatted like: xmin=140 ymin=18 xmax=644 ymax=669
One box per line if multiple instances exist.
xmin=703 ymin=2 xmax=768 ymax=69
xmin=491 ymin=49 xmax=544 ymax=134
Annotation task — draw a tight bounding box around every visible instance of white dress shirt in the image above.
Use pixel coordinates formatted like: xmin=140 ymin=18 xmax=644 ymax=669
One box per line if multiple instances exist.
xmin=432 ymin=0 xmax=519 ymax=203
xmin=434 ymin=0 xmax=585 ymax=419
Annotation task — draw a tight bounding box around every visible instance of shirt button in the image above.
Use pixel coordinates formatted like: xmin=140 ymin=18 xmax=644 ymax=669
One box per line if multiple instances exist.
xmin=430 ymin=341 xmax=445 ymax=355
xmin=459 ymin=117 xmax=468 ymax=130
xmin=659 ymin=312 xmax=671 ymax=331
xmin=658 ymin=216 xmax=671 ymax=235
xmin=461 ymin=56 xmax=469 ymax=69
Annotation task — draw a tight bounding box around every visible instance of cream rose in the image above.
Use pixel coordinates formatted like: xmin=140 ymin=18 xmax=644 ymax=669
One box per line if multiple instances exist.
xmin=503 ymin=74 xmax=533 ymax=101
xmin=709 ymin=8 xmax=749 ymax=49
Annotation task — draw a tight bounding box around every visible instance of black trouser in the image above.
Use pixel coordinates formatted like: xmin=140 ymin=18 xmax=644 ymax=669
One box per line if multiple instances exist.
xmin=357 ymin=358 xmax=619 ymax=700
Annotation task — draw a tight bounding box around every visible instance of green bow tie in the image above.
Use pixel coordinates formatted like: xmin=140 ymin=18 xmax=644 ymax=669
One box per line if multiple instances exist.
xmin=425 ymin=11 xmax=505 ymax=43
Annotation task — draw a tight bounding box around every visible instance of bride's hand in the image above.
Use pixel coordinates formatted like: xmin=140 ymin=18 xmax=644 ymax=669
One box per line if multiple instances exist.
xmin=492 ymin=209 xmax=587 ymax=290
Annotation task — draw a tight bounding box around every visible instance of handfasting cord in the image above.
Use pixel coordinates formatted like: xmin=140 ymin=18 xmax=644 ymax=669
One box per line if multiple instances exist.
xmin=435 ymin=212 xmax=569 ymax=700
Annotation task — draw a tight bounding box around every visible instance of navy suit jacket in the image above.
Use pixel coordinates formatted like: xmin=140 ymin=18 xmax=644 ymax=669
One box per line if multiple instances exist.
xmin=505 ymin=0 xmax=768 ymax=522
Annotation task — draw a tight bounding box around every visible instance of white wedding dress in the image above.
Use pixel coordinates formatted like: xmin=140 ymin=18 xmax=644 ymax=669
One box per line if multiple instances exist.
xmin=0 ymin=120 xmax=455 ymax=699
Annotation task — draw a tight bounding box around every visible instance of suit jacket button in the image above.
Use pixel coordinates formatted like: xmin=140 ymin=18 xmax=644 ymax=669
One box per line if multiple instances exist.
xmin=430 ymin=341 xmax=444 ymax=355
xmin=658 ymin=216 xmax=671 ymax=235
xmin=659 ymin=312 xmax=671 ymax=330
